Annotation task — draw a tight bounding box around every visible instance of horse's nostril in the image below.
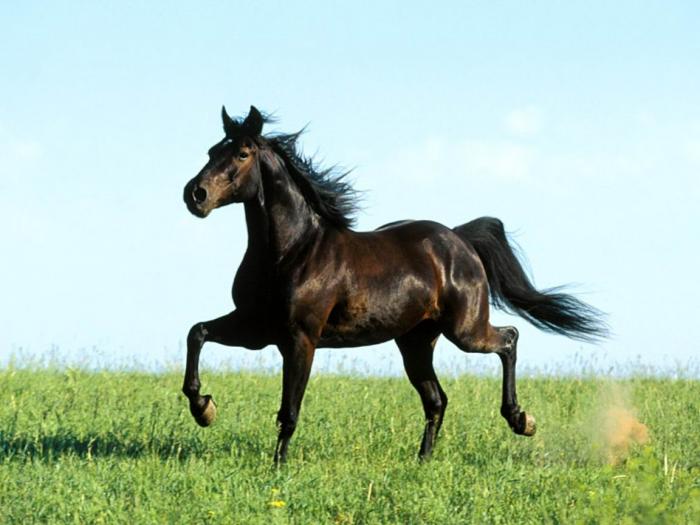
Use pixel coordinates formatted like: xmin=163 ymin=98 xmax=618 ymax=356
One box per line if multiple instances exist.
xmin=193 ymin=187 xmax=207 ymax=204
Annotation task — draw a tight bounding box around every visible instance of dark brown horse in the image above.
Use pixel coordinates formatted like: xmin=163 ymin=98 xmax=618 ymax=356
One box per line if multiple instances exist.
xmin=182 ymin=106 xmax=606 ymax=463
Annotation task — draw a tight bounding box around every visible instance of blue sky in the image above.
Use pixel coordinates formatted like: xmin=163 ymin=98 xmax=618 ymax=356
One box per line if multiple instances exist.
xmin=1 ymin=2 xmax=699 ymax=374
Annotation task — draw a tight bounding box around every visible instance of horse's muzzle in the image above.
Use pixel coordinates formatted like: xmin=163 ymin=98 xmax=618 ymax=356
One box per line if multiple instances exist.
xmin=184 ymin=181 xmax=210 ymax=218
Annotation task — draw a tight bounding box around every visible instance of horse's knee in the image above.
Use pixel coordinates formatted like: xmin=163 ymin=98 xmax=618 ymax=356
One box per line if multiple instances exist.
xmin=187 ymin=322 xmax=208 ymax=347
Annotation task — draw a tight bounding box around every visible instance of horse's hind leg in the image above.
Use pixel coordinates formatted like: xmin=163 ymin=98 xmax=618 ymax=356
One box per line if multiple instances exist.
xmin=493 ymin=326 xmax=536 ymax=436
xmin=395 ymin=322 xmax=448 ymax=460
xmin=444 ymin=321 xmax=536 ymax=437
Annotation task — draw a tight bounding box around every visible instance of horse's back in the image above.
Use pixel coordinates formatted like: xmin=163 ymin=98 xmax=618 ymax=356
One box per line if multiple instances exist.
xmin=364 ymin=219 xmax=483 ymax=269
xmin=365 ymin=219 xmax=489 ymax=305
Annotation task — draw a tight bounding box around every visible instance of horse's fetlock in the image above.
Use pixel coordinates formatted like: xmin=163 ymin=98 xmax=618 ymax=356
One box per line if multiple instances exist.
xmin=277 ymin=411 xmax=298 ymax=438
xmin=182 ymin=383 xmax=200 ymax=399
xmin=501 ymin=404 xmax=521 ymax=421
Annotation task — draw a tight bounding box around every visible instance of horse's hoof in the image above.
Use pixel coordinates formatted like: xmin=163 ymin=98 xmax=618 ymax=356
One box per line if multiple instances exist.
xmin=194 ymin=395 xmax=217 ymax=427
xmin=519 ymin=412 xmax=536 ymax=436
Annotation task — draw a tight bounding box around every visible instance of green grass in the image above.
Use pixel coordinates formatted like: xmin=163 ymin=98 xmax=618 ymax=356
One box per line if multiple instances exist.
xmin=1 ymin=368 xmax=699 ymax=524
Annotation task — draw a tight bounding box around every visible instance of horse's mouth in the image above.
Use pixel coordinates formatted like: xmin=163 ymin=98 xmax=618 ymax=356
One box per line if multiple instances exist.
xmin=187 ymin=202 xmax=210 ymax=218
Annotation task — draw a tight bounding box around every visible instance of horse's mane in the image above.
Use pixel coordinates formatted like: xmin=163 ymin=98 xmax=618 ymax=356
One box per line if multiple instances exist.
xmin=264 ymin=132 xmax=359 ymax=229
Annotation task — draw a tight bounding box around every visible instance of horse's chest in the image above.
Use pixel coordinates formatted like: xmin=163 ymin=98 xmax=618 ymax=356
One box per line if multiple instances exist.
xmin=231 ymin=254 xmax=274 ymax=309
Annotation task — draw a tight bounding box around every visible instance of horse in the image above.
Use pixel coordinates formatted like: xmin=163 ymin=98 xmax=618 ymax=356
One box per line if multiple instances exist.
xmin=182 ymin=105 xmax=606 ymax=463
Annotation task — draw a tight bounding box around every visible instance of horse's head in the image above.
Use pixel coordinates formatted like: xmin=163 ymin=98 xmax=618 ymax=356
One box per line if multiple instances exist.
xmin=184 ymin=105 xmax=267 ymax=217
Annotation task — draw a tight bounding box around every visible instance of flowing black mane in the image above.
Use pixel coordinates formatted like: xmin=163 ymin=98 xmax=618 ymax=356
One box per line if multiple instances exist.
xmin=265 ymin=132 xmax=359 ymax=229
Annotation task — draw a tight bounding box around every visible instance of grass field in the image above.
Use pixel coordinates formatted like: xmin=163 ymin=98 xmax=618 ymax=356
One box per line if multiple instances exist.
xmin=1 ymin=367 xmax=699 ymax=524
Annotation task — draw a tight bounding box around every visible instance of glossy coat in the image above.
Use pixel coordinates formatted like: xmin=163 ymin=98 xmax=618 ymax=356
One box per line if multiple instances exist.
xmin=182 ymin=106 xmax=606 ymax=462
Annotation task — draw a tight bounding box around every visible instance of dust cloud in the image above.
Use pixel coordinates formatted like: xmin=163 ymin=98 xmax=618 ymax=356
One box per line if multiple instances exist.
xmin=593 ymin=384 xmax=649 ymax=465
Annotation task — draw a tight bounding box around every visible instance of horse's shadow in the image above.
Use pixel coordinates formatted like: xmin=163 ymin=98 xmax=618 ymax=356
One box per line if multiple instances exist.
xmin=0 ymin=429 xmax=268 ymax=461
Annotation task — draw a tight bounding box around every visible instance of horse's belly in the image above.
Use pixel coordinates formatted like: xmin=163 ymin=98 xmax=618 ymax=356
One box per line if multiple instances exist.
xmin=318 ymin=324 xmax=398 ymax=348
xmin=318 ymin=298 xmax=434 ymax=348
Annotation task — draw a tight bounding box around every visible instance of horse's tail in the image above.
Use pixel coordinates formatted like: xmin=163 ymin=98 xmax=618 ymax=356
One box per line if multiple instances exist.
xmin=453 ymin=217 xmax=607 ymax=342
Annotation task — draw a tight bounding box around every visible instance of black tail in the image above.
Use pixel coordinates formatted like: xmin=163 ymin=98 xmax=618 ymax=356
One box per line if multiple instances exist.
xmin=454 ymin=217 xmax=608 ymax=342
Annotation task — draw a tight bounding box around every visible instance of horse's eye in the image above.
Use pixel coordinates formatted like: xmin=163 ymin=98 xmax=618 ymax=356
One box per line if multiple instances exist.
xmin=238 ymin=151 xmax=249 ymax=160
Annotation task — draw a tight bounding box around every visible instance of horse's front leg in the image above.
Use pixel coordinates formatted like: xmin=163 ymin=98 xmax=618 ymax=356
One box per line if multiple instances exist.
xmin=183 ymin=310 xmax=263 ymax=427
xmin=274 ymin=332 xmax=316 ymax=464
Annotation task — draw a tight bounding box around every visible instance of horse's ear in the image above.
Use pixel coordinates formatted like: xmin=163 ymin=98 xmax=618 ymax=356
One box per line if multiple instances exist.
xmin=221 ymin=106 xmax=239 ymax=137
xmin=242 ymin=105 xmax=264 ymax=137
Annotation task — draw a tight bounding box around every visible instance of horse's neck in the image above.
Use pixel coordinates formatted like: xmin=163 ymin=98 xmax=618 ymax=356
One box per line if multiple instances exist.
xmin=244 ymin=166 xmax=321 ymax=264
xmin=243 ymin=193 xmax=269 ymax=252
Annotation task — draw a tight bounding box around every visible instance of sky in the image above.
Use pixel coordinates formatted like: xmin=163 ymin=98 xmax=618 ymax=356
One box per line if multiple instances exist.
xmin=1 ymin=2 xmax=699 ymax=376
